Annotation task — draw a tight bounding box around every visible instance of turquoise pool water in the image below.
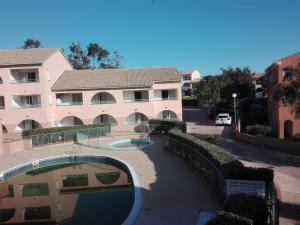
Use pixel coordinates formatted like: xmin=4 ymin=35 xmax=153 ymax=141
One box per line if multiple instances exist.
xmin=110 ymin=138 xmax=151 ymax=149
xmin=0 ymin=158 xmax=134 ymax=225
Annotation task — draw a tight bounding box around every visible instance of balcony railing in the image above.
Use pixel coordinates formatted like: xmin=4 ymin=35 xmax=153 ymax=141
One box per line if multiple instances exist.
xmin=56 ymin=102 xmax=83 ymax=106
xmin=156 ymin=97 xmax=178 ymax=101
xmin=13 ymin=104 xmax=41 ymax=109
xmin=10 ymin=79 xmax=39 ymax=84
xmin=124 ymin=98 xmax=149 ymax=103
xmin=91 ymin=100 xmax=116 ymax=104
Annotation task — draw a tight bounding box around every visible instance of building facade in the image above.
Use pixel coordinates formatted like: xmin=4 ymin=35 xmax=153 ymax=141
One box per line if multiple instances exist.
xmin=180 ymin=70 xmax=201 ymax=96
xmin=0 ymin=48 xmax=182 ymax=135
xmin=265 ymin=52 xmax=300 ymax=139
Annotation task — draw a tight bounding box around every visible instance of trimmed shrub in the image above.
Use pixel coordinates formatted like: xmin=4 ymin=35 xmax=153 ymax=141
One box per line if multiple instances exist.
xmin=205 ymin=135 xmax=221 ymax=145
xmin=293 ymin=133 xmax=300 ymax=141
xmin=169 ymin=128 xmax=244 ymax=177
xmin=182 ymin=97 xmax=198 ymax=106
xmin=169 ymin=128 xmax=274 ymax=181
xmin=149 ymin=119 xmax=186 ymax=134
xmin=206 ymin=211 xmax=253 ymax=225
xmin=22 ymin=123 xmax=111 ymax=137
xmin=225 ymin=194 xmax=268 ymax=225
xmin=246 ymin=124 xmax=273 ymax=136
xmin=228 ymin=167 xmax=274 ymax=182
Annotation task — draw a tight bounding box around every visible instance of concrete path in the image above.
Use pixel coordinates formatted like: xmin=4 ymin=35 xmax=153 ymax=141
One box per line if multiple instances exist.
xmin=0 ymin=136 xmax=221 ymax=225
xmin=184 ymin=107 xmax=300 ymax=225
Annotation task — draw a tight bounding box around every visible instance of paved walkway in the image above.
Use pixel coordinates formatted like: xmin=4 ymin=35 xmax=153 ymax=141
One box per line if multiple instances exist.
xmin=0 ymin=136 xmax=221 ymax=225
xmin=184 ymin=107 xmax=300 ymax=225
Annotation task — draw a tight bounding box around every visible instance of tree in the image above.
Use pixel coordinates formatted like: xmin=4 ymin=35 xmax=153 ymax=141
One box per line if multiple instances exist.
xmin=273 ymin=63 xmax=300 ymax=114
xmin=23 ymin=38 xmax=41 ymax=49
xmin=220 ymin=66 xmax=254 ymax=103
xmin=68 ymin=42 xmax=91 ymax=70
xmin=68 ymin=42 xmax=123 ymax=70
xmin=87 ymin=43 xmax=109 ymax=69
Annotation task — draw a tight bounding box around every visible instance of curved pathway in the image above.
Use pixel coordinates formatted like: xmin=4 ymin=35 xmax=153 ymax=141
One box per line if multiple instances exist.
xmin=0 ymin=136 xmax=221 ymax=225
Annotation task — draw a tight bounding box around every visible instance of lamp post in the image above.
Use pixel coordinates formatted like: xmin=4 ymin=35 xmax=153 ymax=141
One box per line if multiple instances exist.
xmin=232 ymin=93 xmax=237 ymax=124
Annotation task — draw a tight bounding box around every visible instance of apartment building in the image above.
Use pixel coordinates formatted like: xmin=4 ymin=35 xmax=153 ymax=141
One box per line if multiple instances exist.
xmin=180 ymin=70 xmax=201 ymax=96
xmin=265 ymin=51 xmax=300 ymax=139
xmin=0 ymin=48 xmax=182 ymax=134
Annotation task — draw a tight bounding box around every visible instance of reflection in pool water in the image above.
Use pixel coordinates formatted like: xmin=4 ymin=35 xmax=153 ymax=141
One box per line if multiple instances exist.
xmin=0 ymin=159 xmax=134 ymax=225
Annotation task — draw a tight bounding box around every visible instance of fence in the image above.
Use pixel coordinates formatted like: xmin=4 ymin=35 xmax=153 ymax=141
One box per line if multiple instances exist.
xmin=31 ymin=126 xmax=111 ymax=147
xmin=169 ymin=136 xmax=227 ymax=199
xmin=169 ymin=136 xmax=278 ymax=225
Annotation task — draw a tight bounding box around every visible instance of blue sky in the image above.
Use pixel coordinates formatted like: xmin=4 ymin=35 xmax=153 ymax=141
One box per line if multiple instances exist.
xmin=0 ymin=0 xmax=299 ymax=75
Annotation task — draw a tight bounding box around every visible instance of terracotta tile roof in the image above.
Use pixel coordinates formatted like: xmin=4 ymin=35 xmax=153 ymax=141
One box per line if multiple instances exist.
xmin=52 ymin=67 xmax=181 ymax=91
xmin=0 ymin=48 xmax=59 ymax=66
xmin=277 ymin=51 xmax=300 ymax=63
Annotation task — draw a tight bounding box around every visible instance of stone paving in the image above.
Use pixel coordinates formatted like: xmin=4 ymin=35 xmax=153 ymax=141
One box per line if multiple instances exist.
xmin=0 ymin=136 xmax=221 ymax=225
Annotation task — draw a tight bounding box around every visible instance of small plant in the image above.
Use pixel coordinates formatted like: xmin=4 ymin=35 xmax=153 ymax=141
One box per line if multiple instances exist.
xmin=245 ymin=124 xmax=273 ymax=136
xmin=225 ymin=194 xmax=268 ymax=225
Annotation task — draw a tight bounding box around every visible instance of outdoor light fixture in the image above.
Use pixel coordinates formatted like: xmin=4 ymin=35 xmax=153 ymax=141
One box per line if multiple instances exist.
xmin=232 ymin=93 xmax=237 ymax=124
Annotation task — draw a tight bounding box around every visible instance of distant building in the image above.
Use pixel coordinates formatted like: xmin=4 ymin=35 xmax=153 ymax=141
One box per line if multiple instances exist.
xmin=0 ymin=48 xmax=183 ymax=135
xmin=265 ymin=51 xmax=300 ymax=139
xmin=180 ymin=70 xmax=202 ymax=96
xmin=251 ymin=73 xmax=266 ymax=100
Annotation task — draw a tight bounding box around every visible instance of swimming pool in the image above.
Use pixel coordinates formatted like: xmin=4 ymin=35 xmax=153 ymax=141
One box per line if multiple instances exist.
xmin=0 ymin=156 xmax=135 ymax=225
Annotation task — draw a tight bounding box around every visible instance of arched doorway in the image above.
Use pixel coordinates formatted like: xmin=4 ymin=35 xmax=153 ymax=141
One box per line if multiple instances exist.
xmin=59 ymin=116 xmax=84 ymax=127
xmin=93 ymin=114 xmax=117 ymax=125
xmin=125 ymin=112 xmax=149 ymax=125
xmin=15 ymin=120 xmax=42 ymax=132
xmin=284 ymin=120 xmax=293 ymax=138
xmin=2 ymin=125 xmax=8 ymax=133
xmin=157 ymin=110 xmax=178 ymax=120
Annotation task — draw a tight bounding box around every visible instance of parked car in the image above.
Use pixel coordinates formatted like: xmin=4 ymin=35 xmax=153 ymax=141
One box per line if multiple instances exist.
xmin=215 ymin=113 xmax=232 ymax=125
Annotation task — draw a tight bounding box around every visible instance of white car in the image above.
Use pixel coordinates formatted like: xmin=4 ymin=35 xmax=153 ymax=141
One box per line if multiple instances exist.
xmin=215 ymin=113 xmax=232 ymax=125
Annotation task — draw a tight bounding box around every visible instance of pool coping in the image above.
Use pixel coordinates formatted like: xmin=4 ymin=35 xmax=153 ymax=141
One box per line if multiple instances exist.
xmin=0 ymin=154 xmax=142 ymax=225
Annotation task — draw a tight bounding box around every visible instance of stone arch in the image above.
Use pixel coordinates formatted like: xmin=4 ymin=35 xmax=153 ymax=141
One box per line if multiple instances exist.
xmin=59 ymin=116 xmax=84 ymax=127
xmin=125 ymin=112 xmax=149 ymax=125
xmin=93 ymin=114 xmax=117 ymax=125
xmin=157 ymin=110 xmax=178 ymax=120
xmin=15 ymin=120 xmax=42 ymax=132
xmin=91 ymin=92 xmax=116 ymax=104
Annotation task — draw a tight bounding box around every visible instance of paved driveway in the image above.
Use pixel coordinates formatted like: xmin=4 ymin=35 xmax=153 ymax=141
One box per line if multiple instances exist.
xmin=183 ymin=107 xmax=300 ymax=225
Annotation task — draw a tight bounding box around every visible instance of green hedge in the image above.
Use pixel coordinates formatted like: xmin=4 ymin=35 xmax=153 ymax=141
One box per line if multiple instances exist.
xmin=225 ymin=194 xmax=268 ymax=225
xmin=246 ymin=124 xmax=273 ymax=136
xmin=182 ymin=97 xmax=199 ymax=106
xmin=22 ymin=123 xmax=111 ymax=137
xmin=169 ymin=128 xmax=244 ymax=177
xmin=207 ymin=211 xmax=253 ymax=225
xmin=169 ymin=128 xmax=274 ymax=181
xmin=149 ymin=119 xmax=187 ymax=134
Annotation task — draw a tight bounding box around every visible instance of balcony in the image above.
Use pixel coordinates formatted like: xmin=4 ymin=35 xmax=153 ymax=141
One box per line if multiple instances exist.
xmin=154 ymin=89 xmax=178 ymax=101
xmin=56 ymin=93 xmax=83 ymax=106
xmin=123 ymin=90 xmax=149 ymax=103
xmin=12 ymin=95 xmax=41 ymax=109
xmin=91 ymin=92 xmax=116 ymax=104
xmin=10 ymin=70 xmax=39 ymax=83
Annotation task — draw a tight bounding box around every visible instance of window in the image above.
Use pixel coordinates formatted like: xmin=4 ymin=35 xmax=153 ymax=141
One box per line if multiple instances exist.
xmin=162 ymin=90 xmax=169 ymax=99
xmin=0 ymin=77 xmax=2 ymax=84
xmin=283 ymin=70 xmax=293 ymax=81
xmin=27 ymin=72 xmax=36 ymax=81
xmin=0 ymin=96 xmax=5 ymax=109
xmin=135 ymin=91 xmax=142 ymax=101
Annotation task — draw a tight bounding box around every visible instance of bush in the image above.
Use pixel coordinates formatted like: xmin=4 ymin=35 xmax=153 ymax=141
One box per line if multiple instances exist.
xmin=149 ymin=119 xmax=187 ymax=134
xmin=206 ymin=211 xmax=253 ymax=225
xmin=293 ymin=133 xmax=300 ymax=141
xmin=182 ymin=97 xmax=198 ymax=106
xmin=228 ymin=167 xmax=274 ymax=182
xmin=225 ymin=194 xmax=268 ymax=225
xmin=246 ymin=124 xmax=273 ymax=136
xmin=169 ymin=128 xmax=274 ymax=181
xmin=205 ymin=135 xmax=221 ymax=145
xmin=169 ymin=128 xmax=244 ymax=177
xmin=22 ymin=123 xmax=111 ymax=137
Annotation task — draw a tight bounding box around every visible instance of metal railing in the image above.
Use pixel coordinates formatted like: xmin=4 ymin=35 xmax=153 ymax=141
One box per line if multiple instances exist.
xmin=91 ymin=100 xmax=116 ymax=104
xmin=13 ymin=104 xmax=41 ymax=109
xmin=266 ymin=182 xmax=279 ymax=225
xmin=31 ymin=126 xmax=111 ymax=147
xmin=56 ymin=102 xmax=83 ymax=106
xmin=10 ymin=79 xmax=39 ymax=83
xmin=169 ymin=136 xmax=227 ymax=199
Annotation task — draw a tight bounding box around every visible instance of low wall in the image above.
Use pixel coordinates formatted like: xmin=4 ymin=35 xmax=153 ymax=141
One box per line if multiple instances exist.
xmin=1 ymin=139 xmax=32 ymax=154
xmin=235 ymin=132 xmax=300 ymax=156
